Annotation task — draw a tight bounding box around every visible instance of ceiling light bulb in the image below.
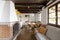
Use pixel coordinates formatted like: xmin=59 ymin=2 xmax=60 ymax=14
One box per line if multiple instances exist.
xmin=28 ymin=6 xmax=30 ymax=8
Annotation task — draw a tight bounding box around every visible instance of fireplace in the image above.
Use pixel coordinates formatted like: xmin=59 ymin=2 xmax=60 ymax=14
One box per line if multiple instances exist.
xmin=0 ymin=1 xmax=18 ymax=40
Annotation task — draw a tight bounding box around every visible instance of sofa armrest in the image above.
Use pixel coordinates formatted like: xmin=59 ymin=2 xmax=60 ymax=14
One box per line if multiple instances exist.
xmin=35 ymin=33 xmax=49 ymax=40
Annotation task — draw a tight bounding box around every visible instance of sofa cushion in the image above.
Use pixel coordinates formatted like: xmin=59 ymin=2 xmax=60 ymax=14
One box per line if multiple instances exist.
xmin=38 ymin=26 xmax=47 ymax=35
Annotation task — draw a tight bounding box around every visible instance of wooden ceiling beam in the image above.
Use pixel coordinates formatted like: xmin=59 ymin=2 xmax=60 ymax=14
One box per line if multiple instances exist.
xmin=16 ymin=9 xmax=41 ymax=12
xmin=18 ymin=9 xmax=39 ymax=13
xmin=20 ymin=11 xmax=38 ymax=13
xmin=15 ymin=7 xmax=42 ymax=9
xmin=15 ymin=3 xmax=46 ymax=6
xmin=16 ymin=9 xmax=41 ymax=11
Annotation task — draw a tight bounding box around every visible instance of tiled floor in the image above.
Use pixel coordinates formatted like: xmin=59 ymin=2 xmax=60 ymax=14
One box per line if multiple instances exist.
xmin=16 ymin=27 xmax=37 ymax=40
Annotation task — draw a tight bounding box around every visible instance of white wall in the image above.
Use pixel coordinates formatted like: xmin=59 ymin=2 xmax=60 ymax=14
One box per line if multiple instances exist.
xmin=40 ymin=7 xmax=47 ymax=24
xmin=34 ymin=13 xmax=41 ymax=22
xmin=0 ymin=1 xmax=10 ymax=22
xmin=0 ymin=0 xmax=18 ymax=22
xmin=20 ymin=13 xmax=35 ymax=24
xmin=19 ymin=13 xmax=41 ymax=27
xmin=10 ymin=1 xmax=18 ymax=22
xmin=20 ymin=13 xmax=41 ymax=24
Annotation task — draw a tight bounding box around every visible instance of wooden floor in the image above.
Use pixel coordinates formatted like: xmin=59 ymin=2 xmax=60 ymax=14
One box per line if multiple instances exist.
xmin=16 ymin=27 xmax=37 ymax=40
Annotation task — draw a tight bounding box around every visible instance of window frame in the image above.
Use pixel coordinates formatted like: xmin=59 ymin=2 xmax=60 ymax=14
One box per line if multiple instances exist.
xmin=48 ymin=2 xmax=60 ymax=28
xmin=57 ymin=3 xmax=60 ymax=25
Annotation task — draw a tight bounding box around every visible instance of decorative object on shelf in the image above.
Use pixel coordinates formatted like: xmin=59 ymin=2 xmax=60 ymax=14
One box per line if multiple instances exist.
xmin=16 ymin=9 xmax=21 ymax=16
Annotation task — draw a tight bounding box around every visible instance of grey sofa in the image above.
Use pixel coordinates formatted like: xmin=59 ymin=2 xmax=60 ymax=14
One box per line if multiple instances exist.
xmin=35 ymin=25 xmax=60 ymax=40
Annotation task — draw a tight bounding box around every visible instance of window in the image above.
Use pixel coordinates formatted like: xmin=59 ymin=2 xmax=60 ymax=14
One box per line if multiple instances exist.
xmin=38 ymin=14 xmax=41 ymax=21
xmin=57 ymin=3 xmax=60 ymax=25
xmin=49 ymin=6 xmax=56 ymax=24
xmin=48 ymin=2 xmax=60 ymax=28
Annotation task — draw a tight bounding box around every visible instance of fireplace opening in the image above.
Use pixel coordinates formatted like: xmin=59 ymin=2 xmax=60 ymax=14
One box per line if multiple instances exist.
xmin=13 ymin=22 xmax=19 ymax=36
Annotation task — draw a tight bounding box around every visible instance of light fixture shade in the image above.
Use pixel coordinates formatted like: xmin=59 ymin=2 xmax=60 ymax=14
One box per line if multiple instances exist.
xmin=0 ymin=1 xmax=18 ymax=22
